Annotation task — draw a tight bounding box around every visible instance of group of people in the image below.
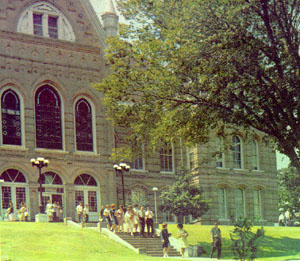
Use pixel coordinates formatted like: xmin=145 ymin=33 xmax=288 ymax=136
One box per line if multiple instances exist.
xmin=46 ymin=200 xmax=63 ymax=222
xmin=160 ymin=222 xmax=222 ymax=259
xmin=76 ymin=202 xmax=90 ymax=223
xmin=5 ymin=201 xmax=29 ymax=222
xmin=160 ymin=223 xmax=189 ymax=258
xmin=100 ymin=204 xmax=155 ymax=237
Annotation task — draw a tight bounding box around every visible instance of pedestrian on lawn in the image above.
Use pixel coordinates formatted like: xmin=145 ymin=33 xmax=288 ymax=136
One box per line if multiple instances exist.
xmin=210 ymin=222 xmax=222 ymax=259
xmin=177 ymin=223 xmax=189 ymax=258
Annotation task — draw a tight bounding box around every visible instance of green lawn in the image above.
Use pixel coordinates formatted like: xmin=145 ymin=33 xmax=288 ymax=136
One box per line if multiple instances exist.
xmin=166 ymin=224 xmax=300 ymax=260
xmin=0 ymin=222 xmax=178 ymax=261
xmin=1 ymin=222 xmax=300 ymax=261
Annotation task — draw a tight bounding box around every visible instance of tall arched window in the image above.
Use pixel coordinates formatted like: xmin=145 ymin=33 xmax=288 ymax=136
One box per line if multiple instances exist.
xmin=75 ymin=99 xmax=93 ymax=152
xmin=39 ymin=172 xmax=63 ymax=185
xmin=232 ymin=136 xmax=242 ymax=169
xmin=35 ymin=85 xmax=62 ymax=149
xmin=160 ymin=143 xmax=173 ymax=172
xmin=1 ymin=89 xmax=21 ymax=145
xmin=216 ymin=137 xmax=224 ymax=168
xmin=251 ymin=140 xmax=259 ymax=170
xmin=235 ymin=188 xmax=245 ymax=219
xmin=217 ymin=187 xmax=227 ymax=219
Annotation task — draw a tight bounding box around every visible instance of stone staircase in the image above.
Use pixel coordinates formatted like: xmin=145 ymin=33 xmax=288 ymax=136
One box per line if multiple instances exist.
xmin=116 ymin=232 xmax=181 ymax=257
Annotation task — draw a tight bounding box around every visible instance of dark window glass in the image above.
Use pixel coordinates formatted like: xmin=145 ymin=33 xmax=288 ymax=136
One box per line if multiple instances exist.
xmin=1 ymin=90 xmax=21 ymax=145
xmin=35 ymin=85 xmax=62 ymax=149
xmin=0 ymin=169 xmax=26 ymax=183
xmin=40 ymin=172 xmax=63 ymax=185
xmin=75 ymin=99 xmax=93 ymax=151
xmin=48 ymin=16 xmax=58 ymax=39
xmin=232 ymin=136 xmax=241 ymax=169
xmin=74 ymin=174 xmax=97 ymax=186
xmin=160 ymin=144 xmax=173 ymax=172
xmin=33 ymin=13 xmax=43 ymax=36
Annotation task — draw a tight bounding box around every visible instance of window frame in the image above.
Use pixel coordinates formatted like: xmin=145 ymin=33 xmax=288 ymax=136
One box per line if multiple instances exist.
xmin=159 ymin=143 xmax=174 ymax=173
xmin=232 ymin=135 xmax=243 ymax=169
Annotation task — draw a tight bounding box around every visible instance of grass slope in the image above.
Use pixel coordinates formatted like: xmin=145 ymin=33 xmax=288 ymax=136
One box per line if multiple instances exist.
xmin=1 ymin=223 xmax=300 ymax=261
xmin=0 ymin=223 xmax=178 ymax=261
xmin=166 ymin=224 xmax=300 ymax=260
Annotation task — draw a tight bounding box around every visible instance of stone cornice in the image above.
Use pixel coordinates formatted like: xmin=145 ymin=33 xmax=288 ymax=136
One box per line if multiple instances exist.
xmin=0 ymin=30 xmax=102 ymax=55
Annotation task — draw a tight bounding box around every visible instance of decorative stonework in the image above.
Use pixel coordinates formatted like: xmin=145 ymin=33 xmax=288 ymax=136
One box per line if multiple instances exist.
xmin=17 ymin=2 xmax=76 ymax=42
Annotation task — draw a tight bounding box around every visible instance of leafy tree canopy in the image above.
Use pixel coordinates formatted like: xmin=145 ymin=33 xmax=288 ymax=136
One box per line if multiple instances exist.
xmin=278 ymin=165 xmax=300 ymax=219
xmin=95 ymin=0 xmax=300 ymax=171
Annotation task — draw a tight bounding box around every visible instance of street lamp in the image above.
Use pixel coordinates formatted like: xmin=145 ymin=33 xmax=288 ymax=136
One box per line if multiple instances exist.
xmin=113 ymin=163 xmax=130 ymax=207
xmin=152 ymin=187 xmax=158 ymax=223
xmin=30 ymin=157 xmax=49 ymax=213
xmin=0 ymin=179 xmax=4 ymax=220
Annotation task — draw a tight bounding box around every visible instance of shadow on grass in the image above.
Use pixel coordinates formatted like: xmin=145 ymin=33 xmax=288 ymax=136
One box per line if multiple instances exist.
xmin=195 ymin=235 xmax=300 ymax=259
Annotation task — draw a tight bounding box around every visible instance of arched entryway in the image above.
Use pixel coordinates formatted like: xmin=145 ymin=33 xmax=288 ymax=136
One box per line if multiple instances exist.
xmin=39 ymin=171 xmax=65 ymax=218
xmin=74 ymin=174 xmax=99 ymax=221
xmin=0 ymin=169 xmax=29 ymax=220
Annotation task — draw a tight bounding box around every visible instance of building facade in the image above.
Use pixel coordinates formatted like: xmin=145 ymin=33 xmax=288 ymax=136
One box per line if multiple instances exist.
xmin=0 ymin=0 xmax=278 ymax=224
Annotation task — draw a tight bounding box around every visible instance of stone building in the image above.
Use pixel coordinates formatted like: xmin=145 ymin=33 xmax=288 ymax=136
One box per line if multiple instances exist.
xmin=0 ymin=0 xmax=278 ymax=224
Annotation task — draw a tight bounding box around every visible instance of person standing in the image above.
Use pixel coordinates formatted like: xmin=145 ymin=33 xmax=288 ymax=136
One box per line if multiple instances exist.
xmin=110 ymin=204 xmax=118 ymax=232
xmin=103 ymin=204 xmax=112 ymax=230
xmin=145 ymin=206 xmax=154 ymax=237
xmin=18 ymin=202 xmax=27 ymax=222
xmin=6 ymin=202 xmax=15 ymax=222
xmin=133 ymin=204 xmax=139 ymax=233
xmin=83 ymin=204 xmax=89 ymax=222
xmin=177 ymin=223 xmax=189 ymax=257
xmin=124 ymin=205 xmax=134 ymax=236
xmin=116 ymin=205 xmax=125 ymax=232
xmin=138 ymin=206 xmax=146 ymax=237
xmin=285 ymin=209 xmax=290 ymax=226
xmin=160 ymin=223 xmax=171 ymax=258
xmin=76 ymin=202 xmax=83 ymax=223
xmin=210 ymin=222 xmax=222 ymax=259
xmin=278 ymin=212 xmax=285 ymax=226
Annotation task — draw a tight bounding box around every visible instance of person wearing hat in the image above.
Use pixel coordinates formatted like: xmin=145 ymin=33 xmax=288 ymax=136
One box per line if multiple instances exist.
xmin=160 ymin=223 xmax=171 ymax=258
xmin=210 ymin=222 xmax=222 ymax=259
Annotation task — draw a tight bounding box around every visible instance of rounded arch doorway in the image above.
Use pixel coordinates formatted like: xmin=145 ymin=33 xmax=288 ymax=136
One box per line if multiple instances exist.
xmin=0 ymin=169 xmax=29 ymax=220
xmin=39 ymin=171 xmax=65 ymax=221
xmin=74 ymin=174 xmax=99 ymax=222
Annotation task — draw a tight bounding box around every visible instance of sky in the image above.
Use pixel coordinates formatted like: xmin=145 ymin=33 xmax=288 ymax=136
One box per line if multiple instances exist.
xmin=89 ymin=1 xmax=291 ymax=171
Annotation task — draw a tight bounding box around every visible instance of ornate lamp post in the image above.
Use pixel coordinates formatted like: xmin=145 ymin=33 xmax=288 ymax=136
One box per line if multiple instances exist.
xmin=152 ymin=187 xmax=158 ymax=223
xmin=30 ymin=157 xmax=49 ymax=213
xmin=113 ymin=163 xmax=130 ymax=207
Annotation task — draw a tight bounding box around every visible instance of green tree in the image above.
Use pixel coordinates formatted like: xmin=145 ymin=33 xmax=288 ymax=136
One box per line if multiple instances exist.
xmin=159 ymin=169 xmax=209 ymax=221
xmin=96 ymin=0 xmax=300 ymax=172
xmin=230 ymin=217 xmax=264 ymax=261
xmin=278 ymin=165 xmax=300 ymax=222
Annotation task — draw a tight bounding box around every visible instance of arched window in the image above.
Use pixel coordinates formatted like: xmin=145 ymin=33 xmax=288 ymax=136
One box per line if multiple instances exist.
xmin=234 ymin=188 xmax=245 ymax=219
xmin=74 ymin=174 xmax=98 ymax=213
xmin=35 ymin=85 xmax=62 ymax=150
xmin=74 ymin=174 xmax=97 ymax=186
xmin=75 ymin=99 xmax=93 ymax=152
xmin=253 ymin=189 xmax=262 ymax=219
xmin=160 ymin=143 xmax=173 ymax=172
xmin=17 ymin=2 xmax=75 ymax=41
xmin=0 ymin=169 xmax=27 ymax=209
xmin=1 ymin=89 xmax=21 ymax=145
xmin=232 ymin=136 xmax=242 ymax=169
xmin=39 ymin=172 xmax=63 ymax=185
xmin=216 ymin=137 xmax=224 ymax=168
xmin=251 ymin=140 xmax=259 ymax=170
xmin=217 ymin=187 xmax=227 ymax=219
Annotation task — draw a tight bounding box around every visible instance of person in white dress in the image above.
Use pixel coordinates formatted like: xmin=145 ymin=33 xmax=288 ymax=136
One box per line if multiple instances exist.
xmin=124 ymin=205 xmax=134 ymax=236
